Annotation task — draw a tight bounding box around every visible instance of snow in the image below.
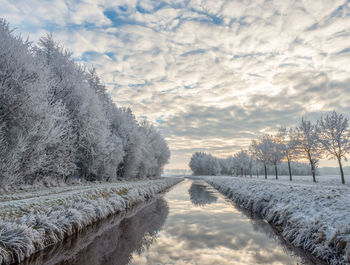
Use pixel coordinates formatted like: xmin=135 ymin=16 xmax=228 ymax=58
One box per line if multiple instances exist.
xmin=0 ymin=177 xmax=182 ymax=265
xmin=193 ymin=175 xmax=350 ymax=265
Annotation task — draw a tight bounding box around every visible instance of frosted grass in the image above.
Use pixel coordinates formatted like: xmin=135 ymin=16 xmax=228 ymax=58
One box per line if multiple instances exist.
xmin=195 ymin=175 xmax=350 ymax=265
xmin=0 ymin=178 xmax=182 ymax=265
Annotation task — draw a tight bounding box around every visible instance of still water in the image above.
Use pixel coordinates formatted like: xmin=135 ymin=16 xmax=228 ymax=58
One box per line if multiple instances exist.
xmin=21 ymin=179 xmax=320 ymax=265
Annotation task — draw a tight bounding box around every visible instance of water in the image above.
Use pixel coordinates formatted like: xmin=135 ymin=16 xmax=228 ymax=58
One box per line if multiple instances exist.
xmin=20 ymin=179 xmax=321 ymax=265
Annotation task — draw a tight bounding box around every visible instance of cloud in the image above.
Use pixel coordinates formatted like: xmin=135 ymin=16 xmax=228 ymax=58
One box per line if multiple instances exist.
xmin=1 ymin=0 xmax=350 ymax=169
xmin=130 ymin=180 xmax=308 ymax=264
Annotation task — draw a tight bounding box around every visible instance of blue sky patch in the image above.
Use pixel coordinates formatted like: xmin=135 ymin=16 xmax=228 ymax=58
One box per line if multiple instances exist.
xmin=181 ymin=49 xmax=206 ymax=57
xmin=105 ymin=52 xmax=117 ymax=61
xmin=156 ymin=117 xmax=164 ymax=124
xmin=104 ymin=9 xmax=141 ymax=27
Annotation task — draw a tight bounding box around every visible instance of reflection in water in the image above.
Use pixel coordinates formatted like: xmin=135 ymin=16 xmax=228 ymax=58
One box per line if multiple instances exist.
xmin=18 ymin=197 xmax=169 ymax=265
xmin=130 ymin=180 xmax=321 ymax=265
xmin=228 ymin=202 xmax=322 ymax=264
xmin=20 ymin=180 xmax=323 ymax=265
xmin=188 ymin=181 xmax=218 ymax=206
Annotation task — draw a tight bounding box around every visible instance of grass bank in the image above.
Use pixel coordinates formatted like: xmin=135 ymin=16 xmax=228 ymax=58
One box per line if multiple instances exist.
xmin=195 ymin=176 xmax=350 ymax=265
xmin=0 ymin=177 xmax=182 ymax=265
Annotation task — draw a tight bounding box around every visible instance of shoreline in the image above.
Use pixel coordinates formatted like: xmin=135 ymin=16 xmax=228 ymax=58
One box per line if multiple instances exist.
xmin=16 ymin=196 xmax=167 ymax=265
xmin=0 ymin=177 xmax=183 ymax=265
xmin=193 ymin=176 xmax=350 ymax=265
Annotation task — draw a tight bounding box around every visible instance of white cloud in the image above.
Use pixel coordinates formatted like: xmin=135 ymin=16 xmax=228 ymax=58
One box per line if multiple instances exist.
xmin=1 ymin=0 xmax=350 ymax=169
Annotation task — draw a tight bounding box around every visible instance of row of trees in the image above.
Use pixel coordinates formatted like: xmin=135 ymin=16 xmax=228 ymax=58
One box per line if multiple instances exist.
xmin=190 ymin=111 xmax=350 ymax=184
xmin=189 ymin=152 xmax=314 ymax=178
xmin=0 ymin=20 xmax=170 ymax=187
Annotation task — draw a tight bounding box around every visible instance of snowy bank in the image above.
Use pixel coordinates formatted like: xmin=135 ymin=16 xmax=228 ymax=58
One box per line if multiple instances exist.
xmin=0 ymin=177 xmax=182 ymax=265
xmin=195 ymin=176 xmax=350 ymax=265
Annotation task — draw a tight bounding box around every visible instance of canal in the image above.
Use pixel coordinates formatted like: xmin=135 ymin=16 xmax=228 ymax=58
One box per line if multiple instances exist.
xmin=20 ymin=179 xmax=320 ymax=265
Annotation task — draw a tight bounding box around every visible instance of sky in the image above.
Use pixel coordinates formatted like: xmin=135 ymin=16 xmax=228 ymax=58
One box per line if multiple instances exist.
xmin=1 ymin=0 xmax=350 ymax=170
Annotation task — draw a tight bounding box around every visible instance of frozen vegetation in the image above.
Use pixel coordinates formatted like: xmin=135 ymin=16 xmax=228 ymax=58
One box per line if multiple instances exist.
xmin=0 ymin=177 xmax=182 ymax=265
xmin=0 ymin=19 xmax=175 ymax=265
xmin=0 ymin=19 xmax=170 ymax=188
xmin=194 ymin=175 xmax=350 ymax=265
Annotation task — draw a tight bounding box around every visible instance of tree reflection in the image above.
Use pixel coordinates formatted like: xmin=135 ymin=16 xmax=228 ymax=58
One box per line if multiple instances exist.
xmin=188 ymin=181 xmax=218 ymax=206
xmin=18 ymin=197 xmax=169 ymax=265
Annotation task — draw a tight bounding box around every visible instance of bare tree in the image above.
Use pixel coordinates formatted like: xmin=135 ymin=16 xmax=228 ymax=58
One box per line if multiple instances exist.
xmin=316 ymin=111 xmax=350 ymax=184
xmin=277 ymin=127 xmax=300 ymax=181
xmin=296 ymin=118 xmax=322 ymax=182
xmin=250 ymin=135 xmax=273 ymax=179
xmin=268 ymin=134 xmax=284 ymax=180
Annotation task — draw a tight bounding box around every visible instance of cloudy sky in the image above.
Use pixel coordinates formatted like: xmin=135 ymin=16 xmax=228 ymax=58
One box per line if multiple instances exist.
xmin=2 ymin=0 xmax=350 ymax=169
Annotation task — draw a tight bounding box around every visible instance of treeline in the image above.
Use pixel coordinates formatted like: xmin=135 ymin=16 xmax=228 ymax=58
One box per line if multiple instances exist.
xmin=190 ymin=111 xmax=350 ymax=184
xmin=189 ymin=152 xmax=314 ymax=177
xmin=0 ymin=20 xmax=170 ymax=187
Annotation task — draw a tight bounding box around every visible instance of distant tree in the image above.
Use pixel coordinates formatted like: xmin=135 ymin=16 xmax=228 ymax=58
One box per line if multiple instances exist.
xmin=250 ymin=135 xmax=273 ymax=179
xmin=268 ymin=134 xmax=284 ymax=180
xmin=218 ymin=158 xmax=231 ymax=175
xmin=251 ymin=160 xmax=260 ymax=178
xmin=189 ymin=152 xmax=221 ymax=176
xmin=316 ymin=111 xmax=350 ymax=184
xmin=247 ymin=155 xmax=254 ymax=178
xmin=296 ymin=118 xmax=322 ymax=182
xmin=235 ymin=149 xmax=250 ymax=177
xmin=277 ymin=127 xmax=300 ymax=181
xmin=138 ymin=121 xmax=170 ymax=177
xmin=222 ymin=156 xmax=236 ymax=176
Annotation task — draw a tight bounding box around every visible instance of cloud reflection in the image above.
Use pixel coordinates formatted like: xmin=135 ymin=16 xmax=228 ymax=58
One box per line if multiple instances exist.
xmin=18 ymin=180 xmax=321 ymax=265
xmin=131 ymin=180 xmax=317 ymax=265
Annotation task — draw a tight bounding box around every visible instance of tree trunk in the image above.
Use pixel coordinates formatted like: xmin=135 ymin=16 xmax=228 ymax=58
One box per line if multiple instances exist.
xmin=264 ymin=164 xmax=267 ymax=179
xmin=274 ymin=163 xmax=278 ymax=180
xmin=337 ymin=156 xmax=345 ymax=184
xmin=241 ymin=168 xmax=243 ymax=177
xmin=244 ymin=169 xmax=247 ymax=177
xmin=256 ymin=170 xmax=259 ymax=178
xmin=308 ymin=151 xmax=316 ymax=183
xmin=311 ymin=162 xmax=316 ymax=182
xmin=287 ymin=158 xmax=292 ymax=181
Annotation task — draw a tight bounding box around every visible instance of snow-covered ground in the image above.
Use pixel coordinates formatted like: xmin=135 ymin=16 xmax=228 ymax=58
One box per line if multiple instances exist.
xmin=193 ymin=175 xmax=350 ymax=265
xmin=0 ymin=177 xmax=182 ymax=265
xmin=256 ymin=174 xmax=350 ymax=186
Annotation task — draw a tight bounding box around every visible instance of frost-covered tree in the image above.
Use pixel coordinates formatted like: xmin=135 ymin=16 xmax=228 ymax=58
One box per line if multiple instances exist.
xmin=225 ymin=156 xmax=237 ymax=176
xmin=189 ymin=152 xmax=221 ymax=176
xmin=86 ymin=71 xmax=125 ymax=180
xmin=217 ymin=158 xmax=231 ymax=175
xmin=0 ymin=19 xmax=75 ymax=186
xmin=251 ymin=159 xmax=261 ymax=178
xmin=296 ymin=118 xmax=322 ymax=183
xmin=250 ymin=135 xmax=273 ymax=179
xmin=316 ymin=111 xmax=350 ymax=184
xmin=0 ymin=20 xmax=170 ymax=187
xmin=138 ymin=121 xmax=170 ymax=177
xmin=234 ymin=150 xmax=250 ymax=177
xmin=111 ymin=107 xmax=143 ymax=179
xmin=36 ymin=35 xmax=113 ymax=181
xmin=268 ymin=134 xmax=285 ymax=180
xmin=277 ymin=127 xmax=299 ymax=181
